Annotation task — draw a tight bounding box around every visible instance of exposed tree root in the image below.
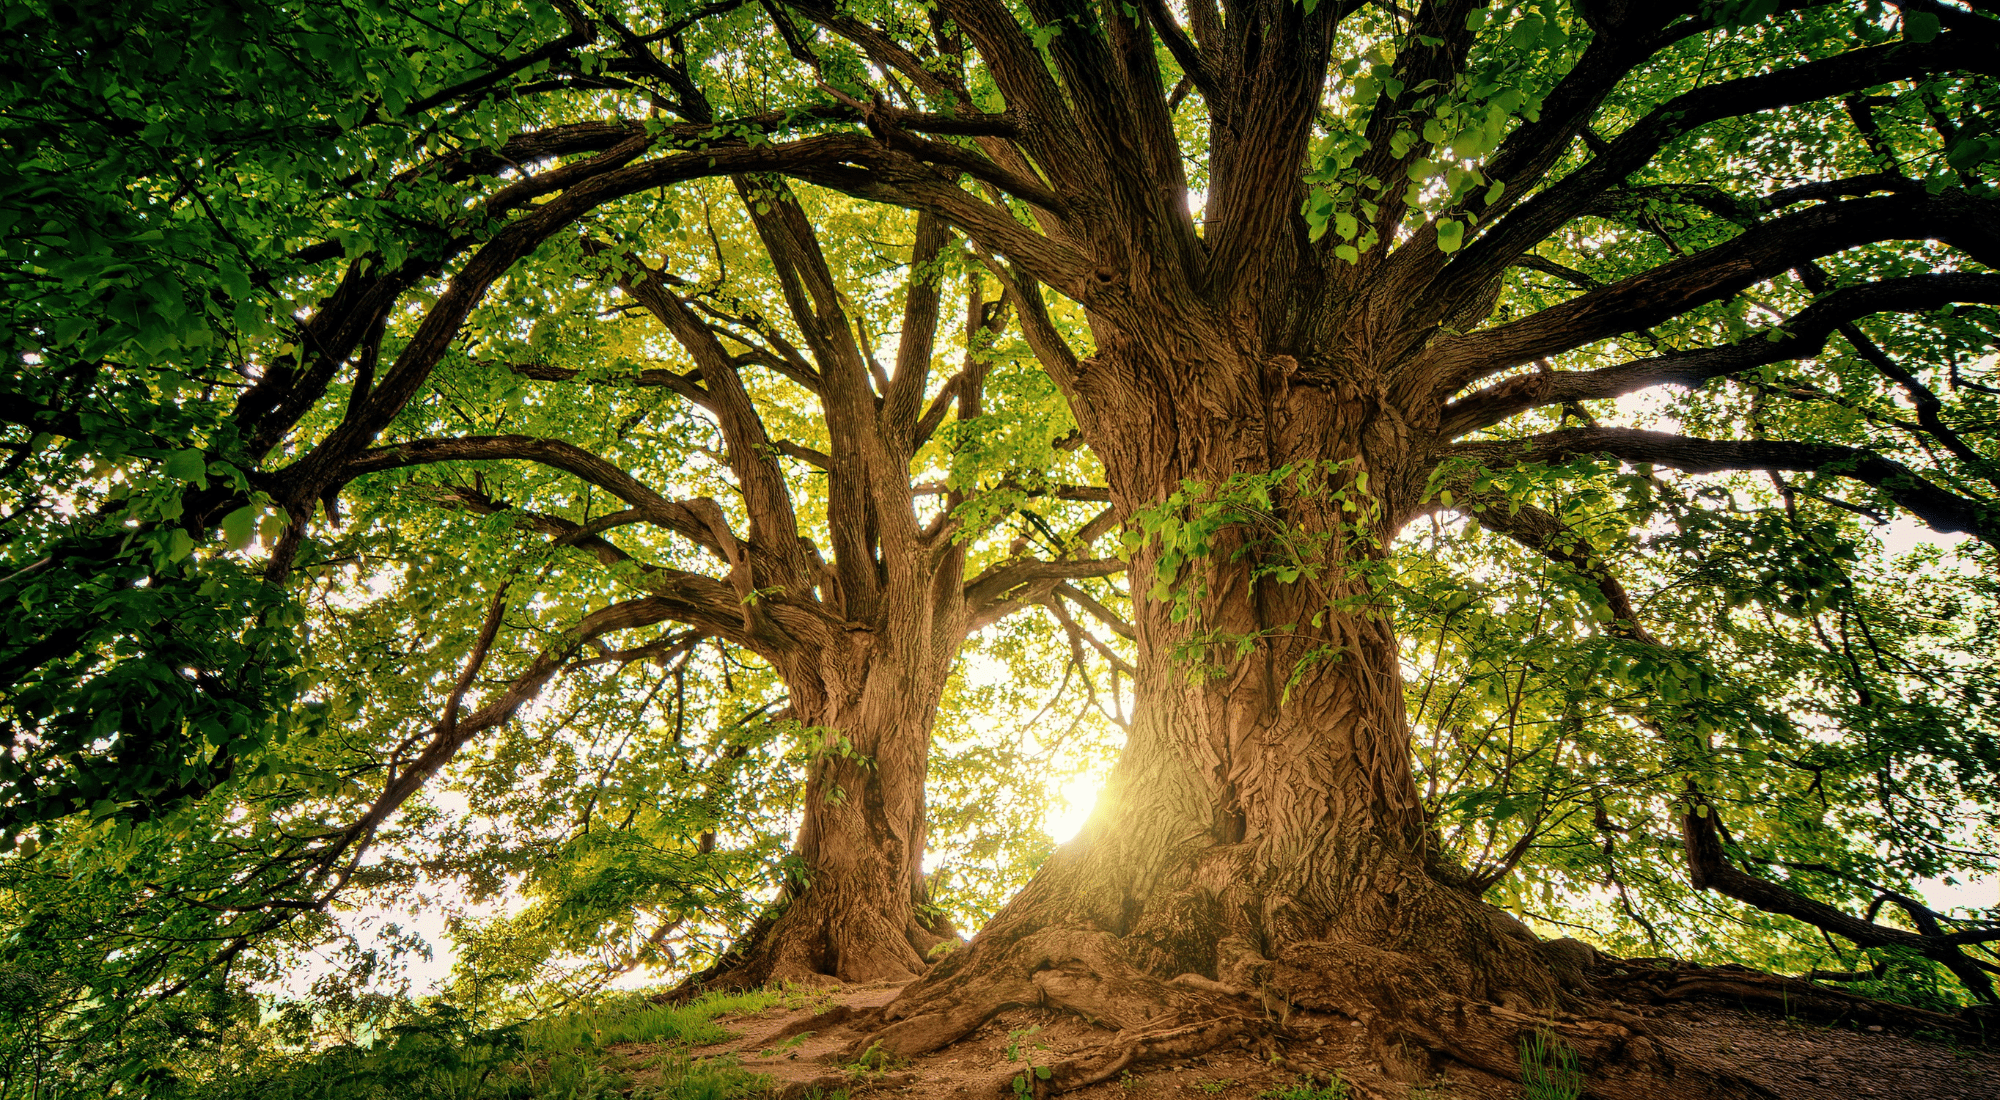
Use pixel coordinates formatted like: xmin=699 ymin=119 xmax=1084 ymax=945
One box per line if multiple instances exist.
xmin=840 ymin=920 xmax=1995 ymax=1097
xmin=1596 ymin=955 xmax=1993 ymax=1038
xmin=848 ymin=927 xmax=1253 ymax=1061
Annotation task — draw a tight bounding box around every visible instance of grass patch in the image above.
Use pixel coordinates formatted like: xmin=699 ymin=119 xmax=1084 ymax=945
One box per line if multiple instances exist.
xmin=525 ymin=988 xmax=799 ymax=1053
xmin=1260 ymin=1073 xmax=1349 ymax=1099
xmin=1518 ymin=1028 xmax=1585 ymax=1100
xmin=178 ymin=985 xmax=827 ymax=1100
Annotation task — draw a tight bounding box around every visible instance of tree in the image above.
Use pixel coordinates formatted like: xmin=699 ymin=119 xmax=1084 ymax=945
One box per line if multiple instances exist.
xmin=331 ymin=177 xmax=1122 ymax=985
xmin=10 ymin=0 xmax=2000 ymax=1094
xmin=802 ymin=1 xmax=1998 ymax=1090
xmin=5 ymin=0 xmax=1120 ymax=998
xmin=422 ymin=0 xmax=2000 ymax=1091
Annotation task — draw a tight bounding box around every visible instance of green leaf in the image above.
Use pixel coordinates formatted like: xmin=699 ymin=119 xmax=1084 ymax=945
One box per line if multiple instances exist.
xmin=220 ymin=506 xmax=258 ymax=551
xmin=163 ymin=449 xmax=207 ymax=483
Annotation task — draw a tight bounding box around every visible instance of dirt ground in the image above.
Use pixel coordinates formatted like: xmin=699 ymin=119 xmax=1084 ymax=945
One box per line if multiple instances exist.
xmin=608 ymin=979 xmax=1998 ymax=1099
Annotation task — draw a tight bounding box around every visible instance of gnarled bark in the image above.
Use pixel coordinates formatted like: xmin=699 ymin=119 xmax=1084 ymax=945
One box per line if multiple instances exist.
xmin=697 ymin=623 xmax=961 ymax=987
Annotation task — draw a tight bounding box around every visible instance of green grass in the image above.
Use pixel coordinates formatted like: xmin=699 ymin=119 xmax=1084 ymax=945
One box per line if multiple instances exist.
xmin=1518 ymin=1028 xmax=1586 ymax=1100
xmin=524 ymin=988 xmax=797 ymax=1053
xmin=1259 ymin=1073 xmax=1349 ymax=1100
xmin=177 ymin=985 xmax=824 ymax=1100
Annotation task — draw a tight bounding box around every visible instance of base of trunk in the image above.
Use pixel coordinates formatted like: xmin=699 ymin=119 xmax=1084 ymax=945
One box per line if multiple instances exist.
xmin=839 ymin=837 xmax=1875 ymax=1097
xmin=668 ymin=882 xmax=959 ymax=996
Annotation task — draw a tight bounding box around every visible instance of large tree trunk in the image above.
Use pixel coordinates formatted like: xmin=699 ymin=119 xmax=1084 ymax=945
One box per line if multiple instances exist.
xmin=854 ymin=344 xmax=1718 ymax=1093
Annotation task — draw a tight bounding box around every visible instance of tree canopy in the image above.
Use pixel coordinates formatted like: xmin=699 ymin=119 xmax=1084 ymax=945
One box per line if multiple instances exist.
xmin=3 ymin=0 xmax=1998 ymax=1095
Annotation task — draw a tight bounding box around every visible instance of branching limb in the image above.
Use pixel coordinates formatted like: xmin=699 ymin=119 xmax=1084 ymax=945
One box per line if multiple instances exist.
xmin=1451 ymin=493 xmax=1657 ymax=646
xmin=1053 ymin=581 xmax=1134 ymax=641
xmin=1450 ymin=486 xmax=2000 ymax=999
xmin=507 ymin=359 xmax=711 ymax=406
xmin=1429 ymin=191 xmax=2000 ymax=393
xmin=1424 ymin=31 xmax=2000 ymax=330
xmin=325 ymin=596 xmax=686 ymax=874
xmin=1449 ymin=427 xmax=1997 ymax=546
xmin=1437 ymin=273 xmax=2000 ymax=437
xmin=418 ymin=483 xmax=793 ymax=649
xmin=1046 ymin=590 xmax=1134 ymax=678
xmin=439 ymin=583 xmax=510 ymax=744
xmin=266 ymin=131 xmax=893 ymax=548
xmin=1136 ymin=0 xmax=1219 ymax=106
xmin=1682 ymin=783 xmax=2000 ymax=1000
xmin=343 ymin=434 xmax=747 ymax=563
xmin=964 ymin=556 xmax=1125 ymax=632
xmin=610 ymin=251 xmax=814 ymax=588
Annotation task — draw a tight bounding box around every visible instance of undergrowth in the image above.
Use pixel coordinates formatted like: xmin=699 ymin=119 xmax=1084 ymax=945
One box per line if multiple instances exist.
xmin=175 ymin=986 xmax=820 ymax=1100
xmin=1518 ymin=1028 xmax=1586 ymax=1100
xmin=1259 ymin=1073 xmax=1349 ymax=1099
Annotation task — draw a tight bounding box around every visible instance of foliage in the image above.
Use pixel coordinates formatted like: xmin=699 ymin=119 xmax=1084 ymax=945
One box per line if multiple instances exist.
xmin=0 ymin=0 xmax=585 ymax=838
xmin=1398 ymin=420 xmax=1999 ymax=994
xmin=1258 ymin=1075 xmax=1349 ymax=1100
xmin=5 ymin=0 xmax=2000 ymax=1092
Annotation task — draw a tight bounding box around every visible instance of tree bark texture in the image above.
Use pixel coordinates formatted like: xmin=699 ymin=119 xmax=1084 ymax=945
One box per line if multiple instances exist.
xmin=710 ymin=576 xmax=964 ymax=986
xmin=862 ymin=331 xmax=1610 ymax=1086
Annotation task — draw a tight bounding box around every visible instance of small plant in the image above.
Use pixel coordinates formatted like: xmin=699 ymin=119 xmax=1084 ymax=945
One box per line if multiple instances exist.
xmin=1518 ymin=1028 xmax=1586 ymax=1100
xmin=1011 ymin=1064 xmax=1054 ymax=1096
xmin=1259 ymin=1073 xmax=1349 ymax=1100
xmin=1005 ymin=1025 xmax=1053 ymax=1096
xmin=844 ymin=1039 xmax=906 ymax=1075
xmin=1200 ymin=1078 xmax=1235 ymax=1094
xmin=1003 ymin=1024 xmax=1043 ymax=1062
xmin=759 ymin=1031 xmax=812 ymax=1058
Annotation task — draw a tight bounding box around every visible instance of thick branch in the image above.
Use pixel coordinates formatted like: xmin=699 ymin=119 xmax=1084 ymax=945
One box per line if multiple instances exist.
xmin=338 ymin=596 xmax=683 ymax=852
xmin=1449 ymin=428 xmax=1997 ymax=547
xmin=1683 ymin=785 xmax=2000 ymax=973
xmin=1431 ymin=191 xmax=2000 ymax=392
xmin=963 ymin=556 xmax=1124 ymax=632
xmin=345 ymin=435 xmax=741 ymax=562
xmin=421 ymin=484 xmax=789 ymax=650
xmin=508 ymin=359 xmax=711 ymax=405
xmin=1455 ymin=494 xmax=1657 ymax=646
xmin=1431 ymin=31 xmax=2000 ymax=317
xmin=1438 ymin=273 xmax=2000 ymax=437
